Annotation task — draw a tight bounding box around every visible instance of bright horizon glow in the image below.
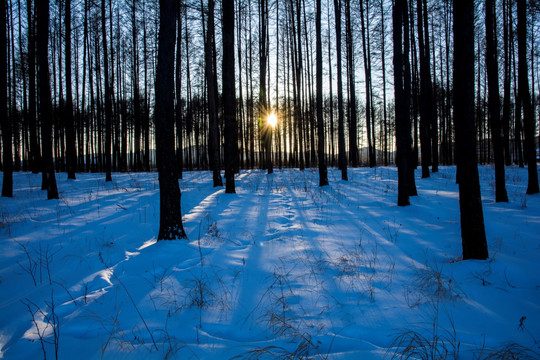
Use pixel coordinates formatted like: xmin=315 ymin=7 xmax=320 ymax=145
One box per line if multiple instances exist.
xmin=267 ymin=112 xmax=278 ymax=128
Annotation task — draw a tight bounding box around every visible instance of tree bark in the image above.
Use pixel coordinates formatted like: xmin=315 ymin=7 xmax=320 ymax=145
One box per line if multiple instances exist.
xmin=453 ymin=0 xmax=488 ymax=260
xmin=417 ymin=0 xmax=432 ymax=178
xmin=204 ymin=0 xmax=222 ymax=186
xmin=223 ymin=0 xmax=237 ymax=191
xmin=334 ymin=0 xmax=347 ymax=180
xmin=65 ymin=0 xmax=77 ymax=179
xmin=176 ymin=0 xmax=183 ymax=179
xmin=37 ymin=0 xmax=58 ymax=199
xmin=102 ymin=0 xmax=112 ymax=181
xmin=316 ymin=0 xmax=328 ymax=186
xmin=485 ymin=0 xmax=508 ymax=202
xmin=393 ymin=0 xmax=412 ymax=206
xmin=517 ymin=0 xmax=539 ymax=194
xmin=1 ymin=0 xmax=11 ymax=197
xmin=155 ymin=0 xmax=187 ymax=240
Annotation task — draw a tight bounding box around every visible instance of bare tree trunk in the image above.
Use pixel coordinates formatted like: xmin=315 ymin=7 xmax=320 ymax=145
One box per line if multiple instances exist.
xmin=453 ymin=0 xmax=488 ymax=260
xmin=502 ymin=0 xmax=512 ymax=166
xmin=65 ymin=0 xmax=76 ymax=179
xmin=1 ymin=0 xmax=11 ymax=197
xmin=203 ymin=0 xmax=222 ymax=187
xmin=223 ymin=0 xmax=237 ymax=191
xmin=37 ymin=0 xmax=58 ymax=199
xmin=417 ymin=0 xmax=432 ymax=178
xmin=102 ymin=0 xmax=112 ymax=181
xmin=334 ymin=0 xmax=347 ymax=180
xmin=176 ymin=0 xmax=183 ymax=179
xmin=517 ymin=0 xmax=539 ymax=194
xmin=485 ymin=0 xmax=508 ymax=202
xmin=316 ymin=0 xmax=328 ymax=186
xmin=156 ymin=0 xmax=187 ymax=240
xmin=260 ymin=0 xmax=272 ymax=173
xmin=27 ymin=0 xmax=40 ymax=174
xmin=393 ymin=0 xmax=413 ymax=206
xmin=345 ymin=0 xmax=359 ymax=167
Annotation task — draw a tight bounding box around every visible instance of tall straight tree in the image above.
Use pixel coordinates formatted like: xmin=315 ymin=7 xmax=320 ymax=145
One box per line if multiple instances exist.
xmin=316 ymin=0 xmax=328 ymax=186
xmin=485 ymin=0 xmax=508 ymax=202
xmin=204 ymin=0 xmax=222 ymax=187
xmin=27 ymin=0 xmax=40 ymax=174
xmin=259 ymin=0 xmax=271 ymax=173
xmin=502 ymin=0 xmax=512 ymax=165
xmin=223 ymin=0 xmax=237 ymax=191
xmin=360 ymin=0 xmax=375 ymax=168
xmin=393 ymin=0 xmax=412 ymax=206
xmin=416 ymin=0 xmax=432 ymax=178
xmin=1 ymin=0 xmax=11 ymax=197
xmin=102 ymin=0 xmax=112 ymax=182
xmin=37 ymin=0 xmax=58 ymax=199
xmin=345 ymin=0 xmax=358 ymax=167
xmin=334 ymin=0 xmax=347 ymax=180
xmin=65 ymin=0 xmax=77 ymax=179
xmin=517 ymin=0 xmax=539 ymax=195
xmin=453 ymin=0 xmax=488 ymax=260
xmin=176 ymin=0 xmax=183 ymax=179
xmin=155 ymin=0 xmax=187 ymax=240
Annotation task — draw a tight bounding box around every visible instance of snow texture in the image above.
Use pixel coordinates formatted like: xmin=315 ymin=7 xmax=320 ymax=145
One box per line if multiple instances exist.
xmin=0 ymin=166 xmax=539 ymax=359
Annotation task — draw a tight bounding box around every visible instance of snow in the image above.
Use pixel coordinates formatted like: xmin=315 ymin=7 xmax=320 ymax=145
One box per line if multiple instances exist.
xmin=0 ymin=166 xmax=539 ymax=359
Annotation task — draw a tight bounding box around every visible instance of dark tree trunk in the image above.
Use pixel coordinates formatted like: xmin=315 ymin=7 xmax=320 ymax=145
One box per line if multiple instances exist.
xmin=517 ymin=0 xmax=539 ymax=194
xmin=485 ymin=0 xmax=508 ymax=202
xmin=316 ymin=0 xmax=328 ymax=186
xmin=27 ymin=0 xmax=40 ymax=174
xmin=37 ymin=0 xmax=58 ymax=199
xmin=1 ymin=0 xmax=11 ymax=197
xmin=65 ymin=0 xmax=77 ymax=179
xmin=259 ymin=0 xmax=271 ymax=173
xmin=502 ymin=0 xmax=512 ymax=166
xmin=176 ymin=1 xmax=183 ymax=179
xmin=334 ymin=0 xmax=347 ymax=180
xmin=381 ymin=0 xmax=388 ymax=166
xmin=223 ymin=0 xmax=237 ymax=191
xmin=453 ymin=0 xmax=488 ymax=260
xmin=102 ymin=0 xmax=112 ymax=181
xmin=346 ymin=0 xmax=358 ymax=167
xmin=155 ymin=0 xmax=187 ymax=240
xmin=393 ymin=0 xmax=412 ymax=206
xmin=204 ymin=0 xmax=222 ymax=187
xmin=360 ymin=0 xmax=375 ymax=168
xmin=417 ymin=0 xmax=432 ymax=178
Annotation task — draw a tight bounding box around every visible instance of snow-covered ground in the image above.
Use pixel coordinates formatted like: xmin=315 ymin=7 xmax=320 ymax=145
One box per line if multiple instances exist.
xmin=0 ymin=166 xmax=539 ymax=359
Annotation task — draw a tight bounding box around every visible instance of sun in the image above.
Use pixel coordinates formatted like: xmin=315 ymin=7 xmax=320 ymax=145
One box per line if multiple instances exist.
xmin=267 ymin=112 xmax=278 ymax=128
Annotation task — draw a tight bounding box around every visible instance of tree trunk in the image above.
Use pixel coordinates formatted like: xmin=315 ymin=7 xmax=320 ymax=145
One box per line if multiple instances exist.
xmin=517 ymin=0 xmax=539 ymax=194
xmin=155 ymin=0 xmax=187 ymax=240
xmin=393 ymin=0 xmax=413 ymax=206
xmin=417 ymin=0 xmax=432 ymax=178
xmin=176 ymin=1 xmax=183 ymax=179
xmin=102 ymin=0 xmax=112 ymax=181
xmin=204 ymin=0 xmax=222 ymax=187
xmin=316 ymin=0 xmax=328 ymax=186
xmin=27 ymin=0 xmax=40 ymax=174
xmin=65 ymin=0 xmax=77 ymax=179
xmin=453 ymin=0 xmax=488 ymax=260
xmin=346 ymin=0 xmax=359 ymax=167
xmin=502 ymin=0 xmax=512 ymax=166
xmin=334 ymin=0 xmax=347 ymax=180
xmin=485 ymin=0 xmax=508 ymax=202
xmin=260 ymin=0 xmax=272 ymax=173
xmin=1 ymin=0 xmax=11 ymax=197
xmin=223 ymin=0 xmax=237 ymax=191
xmin=37 ymin=0 xmax=59 ymax=199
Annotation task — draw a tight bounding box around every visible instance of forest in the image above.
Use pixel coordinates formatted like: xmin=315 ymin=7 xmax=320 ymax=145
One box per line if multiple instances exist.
xmin=0 ymin=0 xmax=540 ymax=359
xmin=0 ymin=0 xmax=539 ymax=180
